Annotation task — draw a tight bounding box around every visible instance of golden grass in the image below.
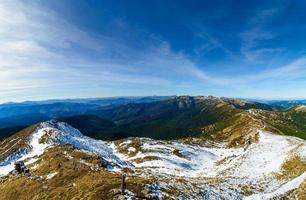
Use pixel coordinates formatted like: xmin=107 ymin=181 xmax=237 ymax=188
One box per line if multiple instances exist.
xmin=0 ymin=145 xmax=161 ymax=200
xmin=115 ymin=138 xmax=143 ymax=157
xmin=274 ymin=155 xmax=306 ymax=181
xmin=172 ymin=149 xmax=185 ymax=158
xmin=0 ymin=125 xmax=37 ymax=161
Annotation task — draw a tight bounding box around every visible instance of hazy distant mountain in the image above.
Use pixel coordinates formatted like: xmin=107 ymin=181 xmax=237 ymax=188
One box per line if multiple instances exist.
xmin=0 ymin=96 xmax=167 ymax=138
xmin=1 ymin=96 xmax=306 ymax=141
xmin=60 ymin=96 xmax=280 ymax=141
xmin=242 ymin=99 xmax=306 ymax=108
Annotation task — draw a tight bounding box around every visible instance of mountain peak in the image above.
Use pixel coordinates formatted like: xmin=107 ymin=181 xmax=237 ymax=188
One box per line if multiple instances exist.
xmin=0 ymin=120 xmax=128 ymax=177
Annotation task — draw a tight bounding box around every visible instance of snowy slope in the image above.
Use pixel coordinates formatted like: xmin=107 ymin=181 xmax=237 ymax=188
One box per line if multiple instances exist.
xmin=0 ymin=121 xmax=305 ymax=199
xmin=0 ymin=125 xmax=52 ymax=176
xmin=221 ymin=130 xmax=306 ymax=180
xmin=44 ymin=121 xmax=129 ymax=167
xmin=110 ymin=130 xmax=306 ymax=180
xmin=0 ymin=121 xmax=128 ymax=176
xmin=109 ymin=138 xmax=244 ymax=177
xmin=246 ymin=172 xmax=306 ymax=200
xmin=109 ymin=130 xmax=306 ymax=198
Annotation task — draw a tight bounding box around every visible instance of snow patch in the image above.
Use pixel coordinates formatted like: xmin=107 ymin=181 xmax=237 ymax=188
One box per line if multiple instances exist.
xmin=246 ymin=172 xmax=306 ymax=199
xmin=0 ymin=121 xmax=129 ymax=176
xmin=45 ymin=172 xmax=58 ymax=180
xmin=0 ymin=126 xmax=52 ymax=176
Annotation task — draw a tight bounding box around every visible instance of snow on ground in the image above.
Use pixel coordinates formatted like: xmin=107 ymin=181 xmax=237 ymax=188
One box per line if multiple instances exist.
xmin=45 ymin=121 xmax=129 ymax=167
xmin=110 ymin=130 xmax=306 ymax=183
xmin=127 ymin=147 xmax=136 ymax=153
xmin=128 ymin=141 xmax=242 ymax=177
xmin=45 ymin=172 xmax=58 ymax=180
xmin=0 ymin=126 xmax=52 ymax=176
xmin=220 ymin=130 xmax=306 ymax=181
xmin=0 ymin=138 xmax=22 ymax=155
xmin=246 ymin=172 xmax=306 ymax=200
xmin=0 ymin=120 xmax=305 ymax=198
xmin=109 ymin=130 xmax=305 ymax=199
xmin=110 ymin=137 xmax=235 ymax=177
xmin=0 ymin=121 xmax=129 ymax=176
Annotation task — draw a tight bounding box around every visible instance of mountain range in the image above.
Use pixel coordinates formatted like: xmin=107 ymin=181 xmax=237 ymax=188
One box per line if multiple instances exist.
xmin=1 ymin=96 xmax=305 ymax=140
xmin=0 ymin=96 xmax=166 ymax=139
xmin=0 ymin=96 xmax=305 ymax=199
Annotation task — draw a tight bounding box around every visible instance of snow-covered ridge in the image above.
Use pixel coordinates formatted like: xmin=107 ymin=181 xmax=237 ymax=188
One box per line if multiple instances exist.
xmin=0 ymin=120 xmax=128 ymax=176
xmin=110 ymin=130 xmax=306 ymax=180
xmin=109 ymin=138 xmax=244 ymax=177
xmin=0 ymin=124 xmax=52 ymax=176
xmin=109 ymin=130 xmax=306 ymax=198
xmin=0 ymin=120 xmax=305 ymax=199
xmin=42 ymin=121 xmax=129 ymax=167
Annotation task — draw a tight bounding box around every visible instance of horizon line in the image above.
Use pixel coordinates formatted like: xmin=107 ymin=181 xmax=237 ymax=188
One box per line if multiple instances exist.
xmin=1 ymin=95 xmax=306 ymax=105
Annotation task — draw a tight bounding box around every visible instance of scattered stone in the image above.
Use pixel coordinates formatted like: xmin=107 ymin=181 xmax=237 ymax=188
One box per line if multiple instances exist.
xmin=57 ymin=162 xmax=62 ymax=169
xmin=32 ymin=176 xmax=41 ymax=181
xmin=14 ymin=161 xmax=26 ymax=173
xmin=100 ymin=158 xmax=109 ymax=168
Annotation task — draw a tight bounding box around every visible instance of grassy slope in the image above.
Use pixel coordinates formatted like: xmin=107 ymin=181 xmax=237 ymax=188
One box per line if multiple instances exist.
xmin=2 ymin=96 xmax=305 ymax=142
xmin=265 ymin=110 xmax=306 ymax=140
xmin=54 ymin=97 xmax=285 ymax=141
xmin=0 ymin=125 xmax=37 ymax=161
xmin=0 ymin=145 xmax=171 ymax=200
xmin=86 ymin=97 xmax=242 ymax=140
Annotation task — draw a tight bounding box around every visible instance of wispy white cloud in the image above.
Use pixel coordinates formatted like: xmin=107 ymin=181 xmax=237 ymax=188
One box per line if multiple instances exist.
xmin=187 ymin=54 xmax=306 ymax=87
xmin=240 ymin=27 xmax=283 ymax=61
xmin=194 ymin=33 xmax=227 ymax=56
xmin=0 ymin=0 xmax=305 ymax=102
xmin=240 ymin=8 xmax=284 ymax=62
xmin=0 ymin=0 xmax=207 ymax=101
xmin=244 ymin=56 xmax=306 ymax=81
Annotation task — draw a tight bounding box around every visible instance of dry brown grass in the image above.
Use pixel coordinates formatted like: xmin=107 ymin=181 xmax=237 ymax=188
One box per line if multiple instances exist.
xmin=114 ymin=138 xmax=143 ymax=157
xmin=274 ymin=155 xmax=306 ymax=181
xmin=132 ymin=156 xmax=160 ymax=164
xmin=0 ymin=125 xmax=37 ymax=161
xmin=273 ymin=179 xmax=306 ymax=200
xmin=0 ymin=145 xmax=161 ymax=200
xmin=172 ymin=149 xmax=185 ymax=158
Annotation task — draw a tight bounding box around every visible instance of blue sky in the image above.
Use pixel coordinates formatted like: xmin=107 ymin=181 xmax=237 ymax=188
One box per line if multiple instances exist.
xmin=1 ymin=0 xmax=306 ymax=102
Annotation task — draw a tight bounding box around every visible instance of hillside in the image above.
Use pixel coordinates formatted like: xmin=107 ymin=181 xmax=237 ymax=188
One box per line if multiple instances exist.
xmin=252 ymin=107 xmax=306 ymax=140
xmin=0 ymin=96 xmax=305 ymax=199
xmin=58 ymin=96 xmax=306 ymax=143
xmin=1 ymin=96 xmax=305 ymax=142
xmin=0 ymin=121 xmax=305 ymax=199
xmin=0 ymin=97 xmax=167 ymax=139
xmin=60 ymin=96 xmax=277 ymax=141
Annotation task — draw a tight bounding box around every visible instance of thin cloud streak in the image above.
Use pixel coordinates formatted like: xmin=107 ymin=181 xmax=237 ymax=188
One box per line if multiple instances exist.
xmin=192 ymin=55 xmax=306 ymax=86
xmin=0 ymin=1 xmax=305 ymax=102
xmin=0 ymin=1 xmax=179 ymax=96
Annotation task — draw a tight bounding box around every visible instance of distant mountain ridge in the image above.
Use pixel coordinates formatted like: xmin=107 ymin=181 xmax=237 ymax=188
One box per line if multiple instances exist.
xmin=73 ymin=96 xmax=277 ymax=141
xmin=0 ymin=96 xmax=167 ymax=138
xmin=242 ymin=98 xmax=306 ymax=108
xmin=1 ymin=96 xmax=305 ymax=141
